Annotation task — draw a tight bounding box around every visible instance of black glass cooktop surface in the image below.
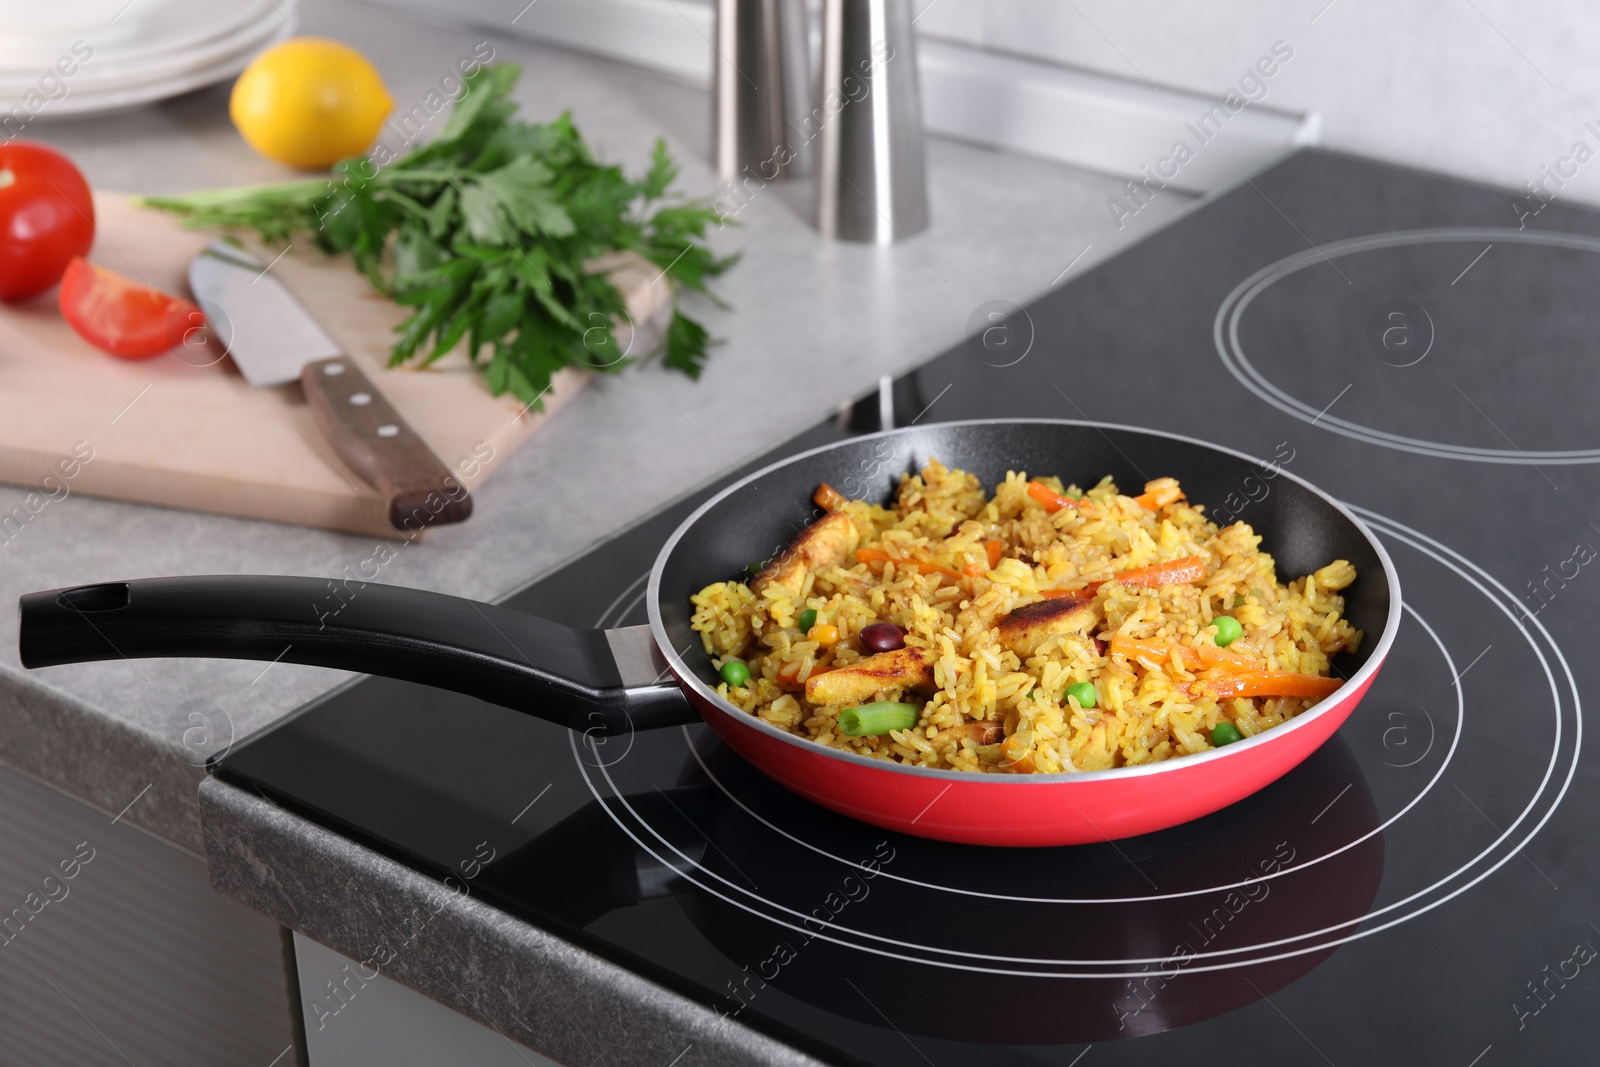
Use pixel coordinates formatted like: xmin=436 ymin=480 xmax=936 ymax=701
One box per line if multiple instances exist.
xmin=215 ymin=149 xmax=1597 ymax=1066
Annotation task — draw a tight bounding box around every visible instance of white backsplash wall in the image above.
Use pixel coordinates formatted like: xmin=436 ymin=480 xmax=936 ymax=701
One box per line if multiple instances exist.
xmin=914 ymin=0 xmax=1597 ymax=212
xmin=378 ymin=0 xmax=1592 ymax=211
xmin=383 ymin=0 xmax=1316 ymax=194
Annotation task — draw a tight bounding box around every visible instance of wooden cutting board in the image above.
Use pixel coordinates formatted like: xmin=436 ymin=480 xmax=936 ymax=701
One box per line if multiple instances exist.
xmin=0 ymin=194 xmax=672 ymax=538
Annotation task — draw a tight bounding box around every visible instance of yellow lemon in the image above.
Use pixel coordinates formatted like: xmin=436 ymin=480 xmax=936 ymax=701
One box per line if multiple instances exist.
xmin=230 ymin=38 xmax=393 ymax=169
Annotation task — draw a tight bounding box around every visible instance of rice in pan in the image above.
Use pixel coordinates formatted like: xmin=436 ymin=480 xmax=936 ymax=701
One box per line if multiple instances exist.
xmin=690 ymin=460 xmax=1362 ymax=774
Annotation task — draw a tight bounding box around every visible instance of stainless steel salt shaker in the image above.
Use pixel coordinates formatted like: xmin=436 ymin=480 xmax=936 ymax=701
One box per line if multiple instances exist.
xmin=713 ymin=0 xmax=812 ymax=183
xmin=814 ymin=0 xmax=929 ymax=243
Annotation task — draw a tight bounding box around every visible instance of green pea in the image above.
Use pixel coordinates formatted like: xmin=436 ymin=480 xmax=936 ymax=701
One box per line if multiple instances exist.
xmin=1064 ymin=681 xmax=1097 ymax=709
xmin=1027 ymin=688 xmax=1037 ymax=699
xmin=743 ymin=562 xmax=763 ymax=581
xmin=1211 ymin=721 xmax=1243 ymax=746
xmin=797 ymin=608 xmax=817 ymax=634
xmin=838 ymin=701 xmax=921 ymax=736
xmin=1209 ymin=615 xmax=1243 ymax=647
xmin=720 ymin=659 xmax=751 ymax=688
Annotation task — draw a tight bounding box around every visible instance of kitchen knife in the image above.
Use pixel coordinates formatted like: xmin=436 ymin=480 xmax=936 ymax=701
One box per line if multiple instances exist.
xmin=188 ymin=240 xmax=471 ymax=530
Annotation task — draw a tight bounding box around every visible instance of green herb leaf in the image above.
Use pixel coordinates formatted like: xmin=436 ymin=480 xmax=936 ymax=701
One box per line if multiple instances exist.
xmin=433 ymin=61 xmax=520 ymax=145
xmin=664 ymin=308 xmax=714 ymax=378
xmin=483 ymin=158 xmax=574 ymax=237
xmin=139 ymin=62 xmax=731 ymax=409
xmin=642 ymin=139 xmax=676 ymax=201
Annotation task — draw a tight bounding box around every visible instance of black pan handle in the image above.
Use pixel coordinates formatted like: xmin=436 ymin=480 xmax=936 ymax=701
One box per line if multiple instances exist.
xmin=18 ymin=577 xmax=696 ymax=737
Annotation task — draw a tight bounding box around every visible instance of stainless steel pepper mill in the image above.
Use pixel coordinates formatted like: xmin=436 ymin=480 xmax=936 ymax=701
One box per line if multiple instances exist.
xmin=713 ymin=0 xmax=811 ymax=183
xmin=814 ymin=0 xmax=929 ymax=243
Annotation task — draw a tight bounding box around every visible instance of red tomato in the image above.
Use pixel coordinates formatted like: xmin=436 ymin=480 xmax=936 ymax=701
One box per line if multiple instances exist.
xmin=0 ymin=142 xmax=95 ymax=301
xmin=58 ymin=258 xmax=205 ymax=359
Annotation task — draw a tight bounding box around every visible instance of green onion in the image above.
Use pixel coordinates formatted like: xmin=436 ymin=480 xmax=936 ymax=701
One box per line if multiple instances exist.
xmin=838 ymin=701 xmax=921 ymax=736
xmin=797 ymin=608 xmax=817 ymax=633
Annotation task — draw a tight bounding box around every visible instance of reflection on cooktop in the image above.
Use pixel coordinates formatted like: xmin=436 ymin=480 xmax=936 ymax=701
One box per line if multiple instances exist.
xmin=559 ymin=730 xmax=1383 ymax=1044
xmin=216 ymin=149 xmax=1596 ymax=1067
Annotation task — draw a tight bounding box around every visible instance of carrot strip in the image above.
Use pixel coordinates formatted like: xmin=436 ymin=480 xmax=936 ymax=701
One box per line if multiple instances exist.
xmin=1132 ymin=483 xmax=1185 ymax=510
xmin=776 ymin=660 xmax=832 ymax=688
xmin=814 ymin=483 xmax=849 ymax=512
xmin=1187 ymin=671 xmax=1343 ymax=701
xmin=1109 ymin=634 xmax=1260 ymax=672
xmin=985 ymin=539 xmax=1005 ymax=570
xmin=1132 ymin=492 xmax=1184 ymax=511
xmin=855 ymin=547 xmax=966 ymax=581
xmin=1027 ymin=481 xmax=1091 ymax=513
xmin=1084 ymin=555 xmax=1206 ymax=596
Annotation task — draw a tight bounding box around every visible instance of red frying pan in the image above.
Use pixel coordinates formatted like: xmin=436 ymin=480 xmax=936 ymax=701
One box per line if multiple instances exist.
xmin=17 ymin=420 xmax=1400 ymax=846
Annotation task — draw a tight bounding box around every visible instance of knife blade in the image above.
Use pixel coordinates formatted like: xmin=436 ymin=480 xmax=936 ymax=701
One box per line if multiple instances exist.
xmin=188 ymin=240 xmax=471 ymax=531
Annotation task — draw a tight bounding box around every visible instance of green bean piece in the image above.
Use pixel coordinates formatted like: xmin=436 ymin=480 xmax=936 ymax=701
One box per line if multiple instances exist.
xmin=838 ymin=701 xmax=921 ymax=736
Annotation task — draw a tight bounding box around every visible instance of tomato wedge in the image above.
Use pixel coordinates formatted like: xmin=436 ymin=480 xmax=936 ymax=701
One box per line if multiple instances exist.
xmin=58 ymin=258 xmax=205 ymax=359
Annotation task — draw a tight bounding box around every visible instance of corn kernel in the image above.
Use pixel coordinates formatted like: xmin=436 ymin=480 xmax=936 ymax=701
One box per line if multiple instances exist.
xmin=808 ymin=624 xmax=840 ymax=647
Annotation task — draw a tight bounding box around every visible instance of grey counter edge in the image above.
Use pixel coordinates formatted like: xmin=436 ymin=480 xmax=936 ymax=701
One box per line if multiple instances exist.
xmin=199 ymin=775 xmax=830 ymax=1067
xmin=1 ymin=666 xmax=206 ymax=851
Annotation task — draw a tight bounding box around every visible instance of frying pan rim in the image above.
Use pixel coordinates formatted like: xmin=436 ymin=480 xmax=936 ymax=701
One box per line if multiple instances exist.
xmin=646 ymin=417 xmax=1402 ymax=785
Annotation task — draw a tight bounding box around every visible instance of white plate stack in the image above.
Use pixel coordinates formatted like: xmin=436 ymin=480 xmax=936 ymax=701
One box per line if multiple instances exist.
xmin=0 ymin=0 xmax=294 ymax=120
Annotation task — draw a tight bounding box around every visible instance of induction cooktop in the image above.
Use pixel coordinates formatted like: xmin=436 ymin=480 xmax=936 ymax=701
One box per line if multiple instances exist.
xmin=214 ymin=148 xmax=1596 ymax=1066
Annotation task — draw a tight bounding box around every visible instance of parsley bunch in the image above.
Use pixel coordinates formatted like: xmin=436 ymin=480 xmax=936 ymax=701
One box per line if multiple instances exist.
xmin=142 ymin=63 xmax=734 ymax=407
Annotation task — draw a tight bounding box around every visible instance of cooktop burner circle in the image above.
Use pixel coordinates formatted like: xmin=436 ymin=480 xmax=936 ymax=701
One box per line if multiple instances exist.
xmin=1214 ymin=228 xmax=1600 ymax=463
xmin=577 ymin=510 xmax=1579 ymax=978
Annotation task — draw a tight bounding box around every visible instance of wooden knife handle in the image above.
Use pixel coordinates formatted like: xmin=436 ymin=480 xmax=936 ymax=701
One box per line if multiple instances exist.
xmin=300 ymin=356 xmax=472 ymax=531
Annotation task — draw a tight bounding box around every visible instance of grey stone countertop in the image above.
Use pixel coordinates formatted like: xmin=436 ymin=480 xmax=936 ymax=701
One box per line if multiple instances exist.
xmin=0 ymin=0 xmax=1191 ymax=854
